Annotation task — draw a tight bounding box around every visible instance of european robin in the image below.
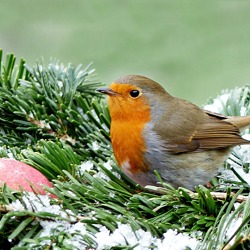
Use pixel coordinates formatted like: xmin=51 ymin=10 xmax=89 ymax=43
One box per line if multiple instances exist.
xmin=97 ymin=75 xmax=250 ymax=189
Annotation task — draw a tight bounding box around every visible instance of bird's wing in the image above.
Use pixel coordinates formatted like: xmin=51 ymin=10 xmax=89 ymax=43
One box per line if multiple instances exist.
xmin=203 ymin=110 xmax=228 ymax=119
xmin=160 ymin=109 xmax=250 ymax=154
xmin=192 ymin=113 xmax=249 ymax=150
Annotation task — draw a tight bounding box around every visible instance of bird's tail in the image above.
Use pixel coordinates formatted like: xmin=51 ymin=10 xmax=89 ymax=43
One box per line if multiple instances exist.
xmin=226 ymin=116 xmax=250 ymax=130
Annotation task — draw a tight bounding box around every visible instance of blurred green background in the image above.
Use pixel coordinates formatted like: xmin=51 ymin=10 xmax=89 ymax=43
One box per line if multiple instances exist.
xmin=1 ymin=0 xmax=250 ymax=105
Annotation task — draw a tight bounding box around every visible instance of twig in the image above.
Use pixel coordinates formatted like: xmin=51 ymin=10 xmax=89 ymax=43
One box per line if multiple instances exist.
xmin=0 ymin=204 xmax=14 ymax=212
xmin=190 ymin=192 xmax=248 ymax=203
xmin=146 ymin=185 xmax=248 ymax=202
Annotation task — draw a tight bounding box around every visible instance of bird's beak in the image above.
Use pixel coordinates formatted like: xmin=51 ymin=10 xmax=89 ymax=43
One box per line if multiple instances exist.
xmin=96 ymin=87 xmax=118 ymax=96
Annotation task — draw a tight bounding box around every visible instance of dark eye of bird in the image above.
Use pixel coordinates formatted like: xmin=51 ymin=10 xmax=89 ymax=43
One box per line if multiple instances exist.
xmin=130 ymin=90 xmax=140 ymax=98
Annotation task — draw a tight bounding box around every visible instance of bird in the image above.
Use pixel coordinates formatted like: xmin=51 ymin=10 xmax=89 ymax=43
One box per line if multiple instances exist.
xmin=97 ymin=75 xmax=250 ymax=190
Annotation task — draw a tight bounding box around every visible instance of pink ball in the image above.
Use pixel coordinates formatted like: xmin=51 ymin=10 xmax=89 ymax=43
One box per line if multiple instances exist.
xmin=0 ymin=158 xmax=54 ymax=196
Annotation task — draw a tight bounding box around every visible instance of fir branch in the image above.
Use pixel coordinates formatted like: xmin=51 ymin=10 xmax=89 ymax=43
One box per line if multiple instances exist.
xmin=0 ymin=54 xmax=109 ymax=153
xmin=0 ymin=50 xmax=250 ymax=249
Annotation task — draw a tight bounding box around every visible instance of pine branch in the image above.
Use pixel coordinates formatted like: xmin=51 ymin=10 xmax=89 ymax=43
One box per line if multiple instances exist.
xmin=0 ymin=52 xmax=109 ymax=151
xmin=0 ymin=50 xmax=250 ymax=249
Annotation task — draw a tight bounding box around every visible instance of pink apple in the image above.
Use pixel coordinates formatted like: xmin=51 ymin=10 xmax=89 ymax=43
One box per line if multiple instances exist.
xmin=0 ymin=158 xmax=54 ymax=196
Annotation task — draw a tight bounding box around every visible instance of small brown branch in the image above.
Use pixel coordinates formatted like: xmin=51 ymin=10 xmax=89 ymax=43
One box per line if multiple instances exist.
xmin=0 ymin=204 xmax=14 ymax=213
xmin=28 ymin=118 xmax=76 ymax=144
xmin=189 ymin=192 xmax=248 ymax=203
xmin=146 ymin=186 xmax=248 ymax=203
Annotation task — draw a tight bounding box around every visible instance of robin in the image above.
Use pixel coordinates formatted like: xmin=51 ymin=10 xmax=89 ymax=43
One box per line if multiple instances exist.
xmin=97 ymin=75 xmax=250 ymax=189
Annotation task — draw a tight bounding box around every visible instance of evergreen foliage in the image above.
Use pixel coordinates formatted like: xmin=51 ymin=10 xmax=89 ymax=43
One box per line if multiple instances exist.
xmin=0 ymin=50 xmax=249 ymax=249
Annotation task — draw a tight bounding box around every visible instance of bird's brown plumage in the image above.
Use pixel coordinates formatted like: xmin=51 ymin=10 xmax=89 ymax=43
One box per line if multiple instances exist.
xmin=97 ymin=75 xmax=250 ymax=189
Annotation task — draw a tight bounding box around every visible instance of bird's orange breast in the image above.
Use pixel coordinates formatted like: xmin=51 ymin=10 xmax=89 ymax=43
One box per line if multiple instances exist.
xmin=107 ymin=84 xmax=151 ymax=173
xmin=110 ymin=120 xmax=150 ymax=173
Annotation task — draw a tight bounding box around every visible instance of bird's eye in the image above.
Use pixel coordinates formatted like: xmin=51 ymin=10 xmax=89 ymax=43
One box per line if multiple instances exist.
xmin=129 ymin=90 xmax=140 ymax=98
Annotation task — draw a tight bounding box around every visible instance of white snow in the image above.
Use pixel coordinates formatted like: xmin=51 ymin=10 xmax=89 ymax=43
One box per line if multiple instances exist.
xmin=95 ymin=224 xmax=199 ymax=250
xmin=92 ymin=141 xmax=100 ymax=151
xmin=204 ymin=93 xmax=230 ymax=113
